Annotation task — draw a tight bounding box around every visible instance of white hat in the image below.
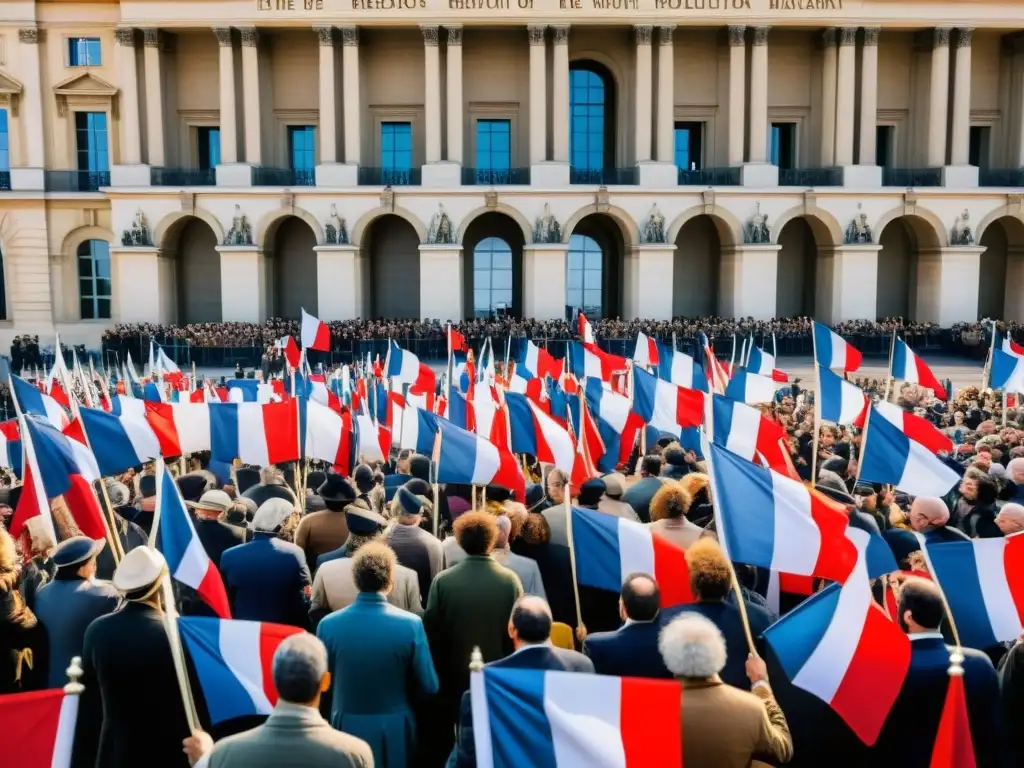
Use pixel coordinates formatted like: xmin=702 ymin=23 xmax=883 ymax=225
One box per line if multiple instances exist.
xmin=188 ymin=489 xmax=233 ymax=514
xmin=112 ymin=546 xmax=168 ymax=596
xmin=251 ymin=498 xmax=296 ymax=532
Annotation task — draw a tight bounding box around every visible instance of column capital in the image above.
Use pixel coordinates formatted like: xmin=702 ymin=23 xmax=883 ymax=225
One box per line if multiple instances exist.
xmin=553 ymin=25 xmax=569 ymax=45
xmin=115 ymin=27 xmax=136 ymax=47
xmin=934 ymin=27 xmax=951 ymax=47
xmin=727 ymin=25 xmax=746 ymax=46
xmin=752 ymin=27 xmax=770 ymax=46
xmin=863 ymin=27 xmax=880 ymax=46
xmin=838 ymin=27 xmax=857 ymax=46
xmin=213 ymin=27 xmax=233 ymax=47
xmin=142 ymin=28 xmax=162 ymax=48
xmin=341 ymin=26 xmax=359 ymax=46
xmin=239 ymin=27 xmax=259 ymax=47
xmin=955 ymin=28 xmax=973 ymax=48
xmin=820 ymin=27 xmax=836 ymax=47
xmin=314 ymin=25 xmax=335 ymax=46
xmin=421 ymin=25 xmax=439 ymax=46
xmin=658 ymin=26 xmax=675 ymax=45
xmin=527 ymin=25 xmax=546 ymax=45
xmin=18 ymin=27 xmax=41 ymax=44
xmin=634 ymin=26 xmax=652 ymax=46
xmin=446 ymin=26 xmax=462 ymax=46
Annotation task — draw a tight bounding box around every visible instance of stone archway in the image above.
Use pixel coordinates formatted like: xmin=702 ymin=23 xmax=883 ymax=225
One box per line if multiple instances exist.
xmin=876 ymin=214 xmax=944 ymax=321
xmin=365 ymin=214 xmax=421 ymax=318
xmin=462 ymin=212 xmax=526 ymax=320
xmin=267 ymin=216 xmax=318 ymax=318
xmin=165 ymin=216 xmax=222 ymax=323
xmin=978 ymin=216 xmax=1024 ymax=321
xmin=673 ymin=214 xmax=733 ymax=317
xmin=563 ymin=213 xmax=627 ymax=318
xmin=775 ymin=216 xmax=827 ymax=318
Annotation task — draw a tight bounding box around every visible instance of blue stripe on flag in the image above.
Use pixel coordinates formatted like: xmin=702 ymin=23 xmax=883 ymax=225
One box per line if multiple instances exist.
xmin=812 ymin=322 xmax=834 ymax=368
xmin=763 ymin=583 xmax=842 ymax=678
xmin=178 ymin=617 xmax=262 ymax=724
xmin=570 ymin=506 xmax=624 ymax=593
xmin=24 ymin=418 xmax=74 ymax=498
xmin=711 ymin=395 xmax=735 ymax=446
xmin=707 ymin=440 xmax=776 ymax=568
xmin=209 ymin=403 xmax=241 ymax=464
xmin=484 ymin=667 xmax=557 ymax=768
xmin=505 ymin=392 xmax=539 ymax=458
xmin=925 ymin=541 xmax=999 ymax=649
xmin=891 ymin=339 xmax=909 ymax=379
xmin=157 ymin=466 xmax=193 ymax=574
xmin=413 ymin=409 xmax=439 ymax=456
xmin=11 ymin=376 xmax=45 ymax=418
xmin=817 ymin=365 xmax=845 ymax=423
xmin=80 ymin=407 xmax=139 ymax=476
xmin=436 ymin=420 xmax=478 ymax=486
xmin=858 ymin=407 xmax=912 ymax=488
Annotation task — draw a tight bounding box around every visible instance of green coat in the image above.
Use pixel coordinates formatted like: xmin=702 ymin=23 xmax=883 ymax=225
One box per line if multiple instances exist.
xmin=423 ymin=555 xmax=523 ymax=698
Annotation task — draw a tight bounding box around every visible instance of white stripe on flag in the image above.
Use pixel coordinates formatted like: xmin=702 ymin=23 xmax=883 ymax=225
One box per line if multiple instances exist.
xmin=122 ymin=415 xmax=161 ymax=462
xmin=173 ymin=530 xmax=211 ymax=589
xmin=616 ymin=518 xmax=656 ymax=582
xmin=400 ymin=406 xmax=421 ymax=451
xmin=238 ymin=405 xmax=271 ymax=466
xmin=471 ymin=671 xmax=495 ymax=768
xmin=51 ymin=694 xmax=79 ymax=768
xmin=172 ymin=404 xmax=211 ymax=453
xmin=472 ymin=439 xmax=501 ymax=485
xmin=770 ymin=475 xmax=822 ymax=575
xmin=973 ymin=538 xmax=1022 ymax=643
xmin=219 ymin=619 xmax=274 ymax=714
xmin=723 ymin=402 xmax=761 ymax=459
xmin=544 ymin=671 xmax=626 ymax=768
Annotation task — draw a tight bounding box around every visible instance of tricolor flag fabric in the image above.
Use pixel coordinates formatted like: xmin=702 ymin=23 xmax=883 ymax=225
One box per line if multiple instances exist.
xmin=567 ymin=342 xmax=628 ymax=384
xmin=873 ymin=400 xmax=952 ymax=456
xmin=580 ymin=379 xmax=643 ymax=472
xmin=631 ymin=367 xmax=705 ymax=436
xmin=300 ymin=308 xmax=331 ymax=351
xmin=763 ymin=528 xmax=911 ymax=746
xmin=919 ymin=532 xmax=1024 ymax=650
xmin=209 ymin=402 xmax=299 ymax=467
xmin=11 ymin=375 xmax=69 ymax=430
xmin=747 ymin=346 xmax=789 ymax=383
xmin=145 ymin=402 xmax=212 ymax=458
xmin=858 ymin=406 xmax=960 ymax=497
xmin=79 ymin=406 xmax=161 ymax=477
xmin=471 ymin=667 xmax=682 ymax=768
xmin=355 ymin=412 xmax=389 ymax=463
xmin=994 ymin=325 xmax=1024 ymax=358
xmin=817 ymin=365 xmax=868 ymax=427
xmin=517 ymin=339 xmax=563 ymax=381
xmin=303 ymin=400 xmax=355 ymax=474
xmin=571 ymin=505 xmax=693 ymax=607
xmin=709 ymin=395 xmax=797 ymax=480
xmin=813 ymin=321 xmax=862 ymax=373
xmin=990 ymin=347 xmax=1024 ymax=392
xmin=0 ymin=687 xmax=80 ymax=768
xmin=891 ymin=339 xmax=947 ymax=399
xmin=276 ymin=336 xmax=301 ymax=369
xmin=0 ymin=419 xmax=20 ymax=473
xmin=399 ymin=405 xmax=440 ymax=456
xmin=655 ymin=342 xmax=708 ymax=393
xmin=632 ymin=331 xmax=660 ymax=368
xmin=929 ymin=666 xmax=976 ymax=768
xmin=226 ymin=380 xmax=279 ymax=404
xmin=385 ymin=341 xmax=422 ymax=384
xmin=177 ymin=616 xmax=304 ymax=724
xmin=505 ymin=392 xmax=575 ymax=473
xmin=577 ymin=311 xmax=596 ymax=345
xmin=723 ymin=369 xmax=783 ymax=405
xmin=156 ymin=464 xmax=231 ymax=618
xmin=435 ymin=419 xmax=524 ymax=500
xmin=151 ymin=343 xmax=183 ymax=384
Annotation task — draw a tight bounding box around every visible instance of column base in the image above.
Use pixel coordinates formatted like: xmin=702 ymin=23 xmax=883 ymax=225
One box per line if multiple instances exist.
xmin=421 ymin=162 xmax=461 ymax=188
xmin=523 ymin=244 xmax=569 ymax=320
xmin=9 ymin=168 xmax=45 ymax=191
xmin=315 ymin=163 xmax=359 ymax=187
xmin=841 ymin=165 xmax=882 ymax=188
xmin=636 ymin=161 xmax=678 ymax=189
xmin=530 ymin=162 xmax=571 ymax=188
xmin=110 ymin=164 xmax=152 ymax=187
xmin=740 ymin=164 xmax=779 ymax=187
xmin=418 ymin=244 xmax=464 ymax=321
xmin=216 ymin=164 xmax=254 ymax=187
xmin=942 ymin=165 xmax=979 ymax=188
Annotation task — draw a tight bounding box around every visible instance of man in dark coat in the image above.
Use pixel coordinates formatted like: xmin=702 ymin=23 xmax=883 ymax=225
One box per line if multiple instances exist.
xmin=622 ymin=455 xmax=665 ymax=523
xmin=295 ymin=476 xmax=356 ymax=571
xmin=539 ymin=474 xmax=579 ymax=628
xmin=583 ymin=573 xmax=673 ymax=679
xmin=33 ymin=536 xmax=120 ymax=689
xmin=190 ymin=490 xmax=245 ymax=569
xmin=73 ymin=547 xmax=193 ymax=768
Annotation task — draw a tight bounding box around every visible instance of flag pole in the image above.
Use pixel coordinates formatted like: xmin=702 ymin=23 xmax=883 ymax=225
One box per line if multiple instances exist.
xmin=565 ymin=393 xmax=585 ymax=635
xmin=853 ymin=404 xmax=872 ymax=488
xmin=982 ymin=319 xmax=997 ymax=391
xmin=810 ymin=329 xmax=821 ymax=488
xmin=884 ymin=328 xmax=897 ymax=402
xmin=916 ymin=537 xmax=964 ymax=651
xmin=158 ymin=561 xmax=200 ymax=731
xmin=729 ymin=333 xmax=737 ymax=375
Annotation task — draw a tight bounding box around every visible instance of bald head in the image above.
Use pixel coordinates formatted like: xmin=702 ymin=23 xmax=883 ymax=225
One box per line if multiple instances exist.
xmin=909 ymin=496 xmax=950 ymax=532
xmin=509 ymin=595 xmax=553 ymax=644
xmin=621 ymin=573 xmax=661 ymax=622
xmin=1008 ymin=457 xmax=1024 ymax=484
xmin=997 ymin=503 xmax=1024 ymax=535
xmin=495 ymin=514 xmax=512 ymax=549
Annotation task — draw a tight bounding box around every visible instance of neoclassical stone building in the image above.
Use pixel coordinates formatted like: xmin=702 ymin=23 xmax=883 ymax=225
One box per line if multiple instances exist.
xmin=1 ymin=0 xmax=1023 ymax=344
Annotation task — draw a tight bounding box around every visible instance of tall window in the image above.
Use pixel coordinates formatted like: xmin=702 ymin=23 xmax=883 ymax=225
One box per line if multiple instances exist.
xmin=473 ymin=238 xmax=513 ymax=319
xmin=75 ymin=112 xmax=109 ymax=172
xmin=770 ymin=123 xmax=796 ymax=169
xmin=674 ymin=121 xmax=703 ymax=170
xmin=0 ymin=109 xmax=9 ymax=172
xmin=197 ymin=127 xmax=220 ymax=169
xmin=288 ymin=126 xmax=316 ymax=170
xmin=567 ymin=234 xmax=602 ymax=317
xmin=476 ymin=120 xmax=511 ymax=171
xmin=570 ymin=67 xmax=608 ymax=171
xmin=875 ymin=125 xmax=894 ymax=168
xmin=78 ymin=240 xmax=111 ymax=320
xmin=969 ymin=126 xmax=990 ymax=169
xmin=68 ymin=37 xmax=102 ymax=67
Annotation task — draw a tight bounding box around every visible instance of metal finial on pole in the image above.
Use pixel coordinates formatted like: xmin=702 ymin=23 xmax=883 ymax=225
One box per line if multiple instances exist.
xmin=947 ymin=650 xmax=965 ymax=677
xmin=469 ymin=646 xmax=484 ymax=672
xmin=64 ymin=656 xmax=85 ymax=695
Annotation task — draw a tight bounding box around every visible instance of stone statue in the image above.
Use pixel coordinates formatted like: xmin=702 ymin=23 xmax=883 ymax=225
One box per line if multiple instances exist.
xmin=844 ymin=203 xmax=873 ymax=244
xmin=120 ymin=208 xmax=152 ymax=247
xmin=641 ymin=204 xmax=666 ymax=244
xmin=325 ymin=204 xmax=349 ymax=245
xmin=224 ymin=204 xmax=253 ymax=246
xmin=428 ymin=203 xmax=456 ymax=245
xmin=951 ymin=209 xmax=974 ymax=246
xmin=533 ymin=203 xmax=562 ymax=244
xmin=744 ymin=202 xmax=771 ymax=244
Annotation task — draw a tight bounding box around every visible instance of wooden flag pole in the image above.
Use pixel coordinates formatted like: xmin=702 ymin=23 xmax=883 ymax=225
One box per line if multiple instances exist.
xmin=853 ymin=404 xmax=873 ymax=488
xmin=810 ymin=327 xmax=821 ymax=488
xmin=159 ymin=571 xmax=200 ymax=732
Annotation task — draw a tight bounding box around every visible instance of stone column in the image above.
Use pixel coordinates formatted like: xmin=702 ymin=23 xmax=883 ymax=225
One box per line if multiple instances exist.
xmin=422 ymin=26 xmax=441 ymax=164
xmin=552 ymin=26 xmax=570 ymax=164
xmin=624 ymin=245 xmax=676 ymax=320
xmin=816 ymin=246 xmax=882 ymax=323
xmin=718 ymin=245 xmax=782 ymax=320
xmin=314 ymin=245 xmax=363 ymax=319
xmin=114 ymin=28 xmax=142 ymax=166
xmin=214 ymin=27 xmax=238 ymax=164
xmin=523 ymin=245 xmax=568 ymax=320
xmin=727 ymin=26 xmax=746 ymax=167
xmin=112 ymin=247 xmax=175 ymax=323
xmin=656 ymin=26 xmax=675 ymax=163
xmin=342 ymin=27 xmax=361 ymax=166
xmin=927 ymin=28 xmax=951 ymax=167
xmin=14 ymin=29 xmax=46 ymax=189
xmin=914 ymin=246 xmax=985 ymax=325
xmin=528 ymin=26 xmax=547 ymax=165
xmin=446 ymin=27 xmax=463 ymax=165
xmin=419 ymin=245 xmax=464 ymax=321
xmin=858 ymin=28 xmax=880 ymax=165
xmin=142 ymin=29 xmax=166 ymax=168
xmin=240 ymin=28 xmax=261 ymax=165
xmin=634 ymin=26 xmax=653 ymax=163
xmin=950 ymin=28 xmax=973 ymax=166
xmin=748 ymin=27 xmax=769 ymax=164
xmin=819 ymin=29 xmax=837 ymax=167
xmin=833 ymin=27 xmax=857 ymax=167
xmin=315 ymin=26 xmax=337 ymax=164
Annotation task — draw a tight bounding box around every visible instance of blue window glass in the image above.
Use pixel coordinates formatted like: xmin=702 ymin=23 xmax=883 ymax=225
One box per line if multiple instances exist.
xmin=675 ymin=127 xmax=691 ymax=171
xmin=198 ymin=127 xmax=220 ymax=169
xmin=476 ymin=120 xmax=510 ymax=171
xmin=473 ymin=237 xmax=513 ymax=319
xmin=78 ymin=239 xmax=111 ymax=320
xmin=381 ymin=122 xmax=412 ymax=171
xmin=770 ymin=123 xmax=796 ymax=169
xmin=0 ymin=110 xmax=9 ymax=172
xmin=570 ymin=68 xmax=605 ymax=171
xmin=566 ymin=234 xmax=602 ymax=317
xmin=288 ymin=126 xmax=316 ymax=170
xmin=69 ymin=37 xmax=102 ymax=67
xmin=75 ymin=112 xmax=109 ymax=172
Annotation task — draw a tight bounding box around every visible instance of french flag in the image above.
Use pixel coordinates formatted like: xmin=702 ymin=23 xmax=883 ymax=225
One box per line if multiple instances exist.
xmin=571 ymin=506 xmax=693 ymax=607
xmin=517 ymin=338 xmax=562 ymax=381
xmin=145 ymin=402 xmax=211 ymax=458
xmin=505 ymin=392 xmax=575 ymax=472
xmin=436 ymin=419 xmax=524 ymax=500
xmin=817 ymin=365 xmax=868 ymax=427
xmin=399 ymin=405 xmax=440 ymax=456
xmin=355 ymin=412 xmax=389 ymax=463
xmin=155 ymin=464 xmax=231 ymax=618
xmin=577 ymin=311 xmax=596 ymax=344
xmin=300 ymin=307 xmax=331 ymax=351
xmin=472 ymin=667 xmax=681 ymax=768
xmin=919 ymin=532 xmax=1024 ymax=650
xmin=11 ymin=375 xmax=69 ymax=430
xmin=891 ymin=339 xmax=947 ymax=399
xmin=151 ymin=343 xmax=183 ymax=384
xmin=210 ymin=402 xmax=300 ymax=467
xmin=873 ymin=400 xmax=952 ymax=456
xmin=709 ymin=394 xmax=797 ymax=480
xmin=631 ymin=367 xmax=705 ymax=437
xmin=654 ymin=341 xmax=708 ymax=393
xmin=632 ymin=331 xmax=660 ymax=368
xmin=304 ymin=400 xmax=355 ymax=474
xmin=582 ymin=379 xmax=643 ymax=471
xmin=0 ymin=419 xmax=20 ymax=473
xmin=704 ymin=437 xmax=857 ymax=584
xmin=990 ymin=347 xmax=1024 ymax=392
xmin=276 ymin=335 xmax=301 ymax=369
xmin=814 ymin=321 xmax=862 ymax=373
xmin=723 ymin=369 xmax=784 ymax=405
xmin=858 ymin=406 xmax=960 ymax=497
xmin=747 ymin=346 xmax=788 ymax=383
xmin=994 ymin=324 xmax=1024 ymax=357
xmin=177 ymin=616 xmax=303 ymax=724
xmin=385 ymin=340 xmax=421 ymax=384
xmin=0 ymin=687 xmax=80 ymax=768
xmin=568 ymin=342 xmax=627 ymax=384
xmin=226 ymin=380 xmax=278 ymax=404
xmin=79 ymin=406 xmax=161 ymax=476
xmin=763 ymin=528 xmax=911 ymax=746
xmin=446 ymin=386 xmax=473 ymax=431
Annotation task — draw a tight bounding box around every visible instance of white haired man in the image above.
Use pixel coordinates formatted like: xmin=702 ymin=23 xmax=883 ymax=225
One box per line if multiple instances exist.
xmin=658 ymin=613 xmax=793 ymax=767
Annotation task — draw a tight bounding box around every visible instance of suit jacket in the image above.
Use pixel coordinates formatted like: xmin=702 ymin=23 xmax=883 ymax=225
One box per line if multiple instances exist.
xmin=584 ymin=620 xmax=673 ymax=679
xmin=621 ymin=477 xmax=664 ymax=523
xmin=194 ymin=518 xmax=246 ymax=570
xmin=295 ymin=510 xmax=350 ymax=569
xmin=449 ymin=645 xmax=594 ymax=768
xmin=387 ymin=522 xmax=444 ymax=607
xmin=33 ymin=577 xmax=120 ymax=689
xmin=220 ymin=534 xmax=311 ymax=628
xmin=317 ymin=593 xmax=438 ymax=768
xmin=206 ymin=701 xmax=373 ymax=768
xmin=492 ymin=549 xmax=546 ymax=599
xmin=310 ymin=556 xmax=422 ymax=617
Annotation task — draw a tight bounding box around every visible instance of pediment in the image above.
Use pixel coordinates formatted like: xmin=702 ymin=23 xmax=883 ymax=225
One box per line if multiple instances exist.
xmin=0 ymin=70 xmax=23 ymax=95
xmin=52 ymin=71 xmax=118 ymax=97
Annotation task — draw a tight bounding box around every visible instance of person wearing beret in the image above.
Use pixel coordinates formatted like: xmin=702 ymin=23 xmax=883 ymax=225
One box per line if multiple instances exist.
xmin=382 ymin=450 xmax=415 ymax=503
xmin=33 ymin=536 xmax=120 ymax=689
xmin=387 ymin=487 xmax=444 ymax=608
xmin=296 ymin=476 xmax=358 ymax=573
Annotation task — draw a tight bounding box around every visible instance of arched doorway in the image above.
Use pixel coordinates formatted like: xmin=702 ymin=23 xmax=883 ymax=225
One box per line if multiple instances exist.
xmin=462 ymin=212 xmax=525 ymax=319
xmin=673 ymin=215 xmax=726 ymax=317
xmin=170 ymin=217 xmax=222 ymax=323
xmin=775 ymin=217 xmax=822 ymax=317
xmin=979 ymin=216 xmax=1024 ymax=321
xmin=876 ymin=215 xmax=941 ymax=321
xmin=566 ymin=213 xmax=625 ymax=318
xmin=269 ymin=216 xmax=318 ymax=318
xmin=365 ymin=214 xmax=420 ymax=318
xmin=570 ymin=61 xmax=616 ymax=178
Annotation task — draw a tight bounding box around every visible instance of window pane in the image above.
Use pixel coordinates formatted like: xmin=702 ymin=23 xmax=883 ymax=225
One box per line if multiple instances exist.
xmin=492 ymin=270 xmax=512 ymax=290
xmin=492 ymin=248 xmax=512 ymax=270
xmin=96 ymin=298 xmax=111 ymax=319
xmin=78 ymin=257 xmax=93 ymax=278
xmin=80 ymin=298 xmax=94 ymax=320
xmin=567 ymin=270 xmax=582 ymax=290
xmin=475 ymin=270 xmax=490 ymax=290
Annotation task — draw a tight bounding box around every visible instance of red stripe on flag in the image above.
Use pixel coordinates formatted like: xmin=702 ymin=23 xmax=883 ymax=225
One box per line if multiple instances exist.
xmin=259 ymin=622 xmax=304 ymax=706
xmin=334 ymin=410 xmax=353 ymax=476
xmin=312 ymin=322 xmax=331 ymax=352
xmin=64 ymin=474 xmax=108 ymax=542
xmin=1003 ymin=535 xmax=1024 ymax=628
xmin=9 ymin=463 xmax=45 ymax=539
xmin=651 ymin=534 xmax=694 ymax=607
xmin=620 ymin=678 xmax=683 ymax=768
xmin=0 ymin=688 xmax=66 ymax=766
xmin=195 ymin=562 xmax=231 ymax=619
xmin=808 ymin=492 xmax=859 ymax=584
xmin=675 ymin=386 xmax=705 ymax=428
xmin=145 ymin=402 xmax=183 ymax=457
xmin=264 ymin=402 xmax=300 ymax=465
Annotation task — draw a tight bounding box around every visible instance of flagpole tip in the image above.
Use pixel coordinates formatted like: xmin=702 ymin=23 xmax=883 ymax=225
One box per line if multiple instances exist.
xmin=947 ymin=650 xmax=965 ymax=677
xmin=64 ymin=656 xmax=85 ymax=695
xmin=469 ymin=646 xmax=484 ymax=672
